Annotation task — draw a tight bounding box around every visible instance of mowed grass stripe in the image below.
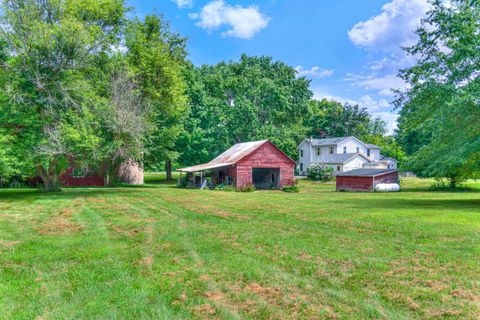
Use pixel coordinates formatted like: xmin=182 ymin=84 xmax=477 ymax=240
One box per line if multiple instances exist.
xmin=1 ymin=179 xmax=480 ymax=319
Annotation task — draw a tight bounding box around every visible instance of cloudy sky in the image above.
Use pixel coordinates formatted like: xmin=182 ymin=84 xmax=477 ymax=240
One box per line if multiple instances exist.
xmin=128 ymin=0 xmax=432 ymax=133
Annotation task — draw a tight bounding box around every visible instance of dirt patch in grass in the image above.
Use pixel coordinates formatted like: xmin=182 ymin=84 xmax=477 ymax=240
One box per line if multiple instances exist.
xmin=107 ymin=222 xmax=142 ymax=237
xmin=38 ymin=208 xmax=84 ymax=235
xmin=245 ymin=283 xmax=282 ymax=301
xmin=1 ymin=240 xmax=20 ymax=248
xmin=193 ymin=303 xmax=217 ymax=317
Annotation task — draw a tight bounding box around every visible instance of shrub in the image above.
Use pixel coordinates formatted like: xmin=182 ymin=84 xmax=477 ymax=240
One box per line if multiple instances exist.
xmin=306 ymin=164 xmax=334 ymax=181
xmin=283 ymin=185 xmax=299 ymax=193
xmin=237 ymin=183 xmax=256 ymax=192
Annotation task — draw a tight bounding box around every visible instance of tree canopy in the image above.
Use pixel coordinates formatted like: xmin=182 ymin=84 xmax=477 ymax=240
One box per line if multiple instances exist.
xmin=396 ymin=0 xmax=480 ymax=187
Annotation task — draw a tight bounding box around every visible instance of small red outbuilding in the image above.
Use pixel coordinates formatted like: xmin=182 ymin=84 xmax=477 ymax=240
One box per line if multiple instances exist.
xmin=336 ymin=169 xmax=399 ymax=192
xmin=179 ymin=140 xmax=295 ymax=189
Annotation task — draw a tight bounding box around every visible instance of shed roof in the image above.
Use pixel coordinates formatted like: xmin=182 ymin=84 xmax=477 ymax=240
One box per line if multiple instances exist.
xmin=366 ymin=143 xmax=381 ymax=149
xmin=336 ymin=169 xmax=398 ymax=177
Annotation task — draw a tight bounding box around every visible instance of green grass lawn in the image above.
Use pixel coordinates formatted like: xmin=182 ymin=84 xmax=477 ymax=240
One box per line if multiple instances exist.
xmin=1 ymin=177 xmax=479 ymax=319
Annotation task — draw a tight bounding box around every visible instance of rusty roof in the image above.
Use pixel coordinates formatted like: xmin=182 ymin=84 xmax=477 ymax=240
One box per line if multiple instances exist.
xmin=178 ymin=140 xmax=270 ymax=173
xmin=210 ymin=140 xmax=268 ymax=164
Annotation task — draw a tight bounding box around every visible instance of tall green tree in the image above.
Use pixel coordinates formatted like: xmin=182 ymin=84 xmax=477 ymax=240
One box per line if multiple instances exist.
xmin=125 ymin=15 xmax=188 ymax=180
xmin=0 ymin=0 xmax=126 ymax=191
xmin=396 ymin=0 xmax=480 ymax=187
xmin=305 ymin=99 xmax=387 ymax=139
xmin=178 ymin=55 xmax=312 ymax=165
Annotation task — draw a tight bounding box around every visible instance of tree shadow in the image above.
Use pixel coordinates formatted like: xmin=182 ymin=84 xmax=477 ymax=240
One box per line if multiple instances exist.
xmin=0 ymin=187 xmax=147 ymax=202
xmin=354 ymin=197 xmax=480 ymax=213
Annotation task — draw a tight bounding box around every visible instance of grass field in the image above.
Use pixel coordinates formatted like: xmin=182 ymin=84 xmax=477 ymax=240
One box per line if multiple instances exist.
xmin=1 ymin=176 xmax=479 ymax=319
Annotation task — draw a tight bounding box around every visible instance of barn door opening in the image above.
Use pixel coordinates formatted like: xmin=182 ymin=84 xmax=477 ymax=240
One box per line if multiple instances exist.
xmin=252 ymin=168 xmax=280 ymax=190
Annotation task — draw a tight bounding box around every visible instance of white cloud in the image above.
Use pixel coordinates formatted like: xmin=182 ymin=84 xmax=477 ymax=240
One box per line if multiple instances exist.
xmin=171 ymin=0 xmax=193 ymax=8
xmin=295 ymin=66 xmax=334 ymax=78
xmin=348 ymin=0 xmax=430 ymax=53
xmin=190 ymin=0 xmax=269 ymax=39
xmin=346 ymin=73 xmax=406 ymax=94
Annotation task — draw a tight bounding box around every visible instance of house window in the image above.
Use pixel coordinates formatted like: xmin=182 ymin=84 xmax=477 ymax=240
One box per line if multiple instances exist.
xmin=343 ymin=146 xmax=347 ymax=154
xmin=329 ymin=146 xmax=334 ymax=154
xmin=317 ymin=148 xmax=321 ymax=156
xmin=337 ymin=166 xmax=341 ymax=171
xmin=356 ymin=147 xmax=360 ymax=153
xmin=367 ymin=149 xmax=371 ymax=157
xmin=300 ymin=163 xmax=304 ymax=172
xmin=300 ymin=150 xmax=304 ymax=157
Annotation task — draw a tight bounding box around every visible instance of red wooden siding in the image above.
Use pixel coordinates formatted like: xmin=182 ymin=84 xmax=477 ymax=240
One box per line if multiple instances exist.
xmin=61 ymin=175 xmax=105 ymax=187
xmin=374 ymin=172 xmax=399 ymax=184
xmin=60 ymin=167 xmax=105 ymax=187
xmin=336 ymin=171 xmax=399 ymax=192
xmin=235 ymin=141 xmax=295 ymax=188
xmin=336 ymin=176 xmax=374 ymax=192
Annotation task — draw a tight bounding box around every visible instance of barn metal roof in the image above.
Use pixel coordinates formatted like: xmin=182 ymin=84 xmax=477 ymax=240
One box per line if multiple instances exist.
xmin=178 ymin=140 xmax=277 ymax=173
xmin=336 ymin=169 xmax=398 ymax=177
xmin=210 ymin=140 xmax=268 ymax=163
xmin=177 ymin=162 xmax=234 ymax=173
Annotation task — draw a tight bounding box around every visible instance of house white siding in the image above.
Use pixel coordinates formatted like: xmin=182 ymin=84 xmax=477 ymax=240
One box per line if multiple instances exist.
xmin=296 ymin=136 xmax=398 ymax=175
xmin=384 ymin=158 xmax=397 ymax=169
xmin=343 ymin=155 xmax=370 ymax=172
xmin=298 ymin=140 xmax=311 ymax=175
xmin=368 ymin=148 xmax=381 ymax=161
xmin=337 ymin=138 xmax=365 ymax=155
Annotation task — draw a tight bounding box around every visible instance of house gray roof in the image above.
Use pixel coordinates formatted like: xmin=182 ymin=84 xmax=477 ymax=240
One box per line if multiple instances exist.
xmin=380 ymin=155 xmax=398 ymax=162
xmin=311 ymin=136 xmax=350 ymax=146
xmin=366 ymin=143 xmax=381 ymax=149
xmin=336 ymin=168 xmax=398 ymax=177
xmin=316 ymin=153 xmax=370 ymax=164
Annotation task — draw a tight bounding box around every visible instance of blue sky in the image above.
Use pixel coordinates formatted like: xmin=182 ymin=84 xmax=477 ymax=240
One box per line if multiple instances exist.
xmin=127 ymin=0 xmax=431 ymax=133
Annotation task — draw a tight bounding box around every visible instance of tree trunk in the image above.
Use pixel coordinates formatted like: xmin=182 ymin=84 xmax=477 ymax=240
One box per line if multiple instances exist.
xmin=449 ymin=175 xmax=458 ymax=189
xmin=107 ymin=161 xmax=122 ymax=187
xmin=165 ymin=159 xmax=173 ymax=181
xmin=35 ymin=158 xmax=61 ymax=192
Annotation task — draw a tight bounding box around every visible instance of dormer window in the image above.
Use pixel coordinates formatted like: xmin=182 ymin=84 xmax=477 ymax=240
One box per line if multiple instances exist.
xmin=300 ymin=150 xmax=304 ymax=157
xmin=329 ymin=146 xmax=334 ymax=154
xmin=317 ymin=148 xmax=321 ymax=156
xmin=343 ymin=146 xmax=347 ymax=154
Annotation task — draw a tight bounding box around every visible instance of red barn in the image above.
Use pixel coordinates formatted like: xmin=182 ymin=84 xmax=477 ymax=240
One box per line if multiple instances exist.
xmin=179 ymin=140 xmax=295 ymax=189
xmin=336 ymin=169 xmax=399 ymax=192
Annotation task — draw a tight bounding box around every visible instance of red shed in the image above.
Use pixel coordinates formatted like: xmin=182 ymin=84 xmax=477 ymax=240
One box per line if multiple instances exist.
xmin=336 ymin=169 xmax=399 ymax=192
xmin=179 ymin=140 xmax=295 ymax=189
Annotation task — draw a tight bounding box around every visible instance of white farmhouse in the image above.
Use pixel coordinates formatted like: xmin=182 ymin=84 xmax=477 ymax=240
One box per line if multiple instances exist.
xmin=297 ymin=136 xmax=398 ymax=175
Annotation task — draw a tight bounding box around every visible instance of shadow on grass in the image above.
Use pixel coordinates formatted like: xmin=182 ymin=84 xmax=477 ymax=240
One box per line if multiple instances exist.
xmin=0 ymin=187 xmax=148 ymax=202
xmin=351 ymin=197 xmax=480 ymax=213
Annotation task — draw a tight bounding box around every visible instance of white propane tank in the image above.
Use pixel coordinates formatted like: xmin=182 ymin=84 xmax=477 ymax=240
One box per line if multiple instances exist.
xmin=375 ymin=183 xmax=400 ymax=192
